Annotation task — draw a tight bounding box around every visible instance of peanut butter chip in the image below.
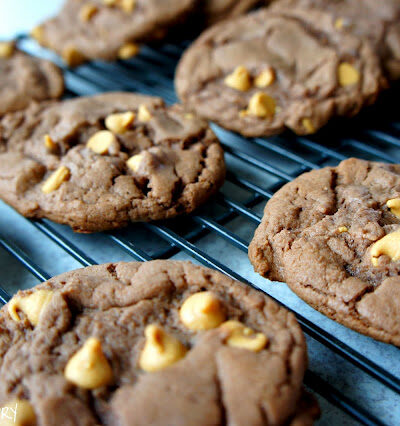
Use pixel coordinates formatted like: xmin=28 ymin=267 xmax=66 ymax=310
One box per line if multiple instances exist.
xmin=139 ymin=324 xmax=187 ymax=372
xmin=44 ymin=134 xmax=57 ymax=151
xmin=65 ymin=337 xmax=113 ymax=389
xmin=246 ymin=92 xmax=276 ymax=118
xmin=137 ymin=104 xmax=152 ymax=122
xmin=338 ymin=62 xmax=360 ymax=86
xmin=87 ymin=130 xmax=117 ymax=154
xmin=118 ymin=42 xmax=139 ymax=60
xmin=62 ymin=46 xmax=85 ymax=67
xmin=0 ymin=42 xmax=14 ymax=59
xmin=42 ymin=166 xmax=70 ymax=194
xmin=338 ymin=226 xmax=348 ymax=233
xmin=387 ymin=198 xmax=400 ymax=218
xmin=0 ymin=399 xmax=36 ymax=426
xmin=254 ymin=68 xmax=275 ymax=88
xmin=105 ymin=111 xmax=135 ymax=134
xmin=224 ymin=66 xmax=251 ymax=91
xmin=120 ymin=0 xmax=136 ymax=13
xmin=31 ymin=26 xmax=44 ymax=44
xmin=126 ymin=153 xmax=143 ymax=172
xmin=180 ymin=291 xmax=225 ymax=330
xmin=370 ymin=230 xmax=400 ymax=266
xmin=221 ymin=320 xmax=268 ymax=352
xmin=103 ymin=0 xmax=117 ymax=4
xmin=8 ymin=290 xmax=54 ymax=326
xmin=79 ymin=3 xmax=98 ymax=22
xmin=302 ymin=118 xmax=315 ymax=134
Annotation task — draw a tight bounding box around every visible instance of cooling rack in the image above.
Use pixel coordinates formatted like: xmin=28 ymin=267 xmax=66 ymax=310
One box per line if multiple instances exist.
xmin=1 ymin=35 xmax=400 ymax=425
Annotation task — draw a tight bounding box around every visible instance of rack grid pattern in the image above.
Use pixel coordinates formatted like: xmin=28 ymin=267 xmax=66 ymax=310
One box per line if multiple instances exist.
xmin=1 ymin=35 xmax=400 ymax=426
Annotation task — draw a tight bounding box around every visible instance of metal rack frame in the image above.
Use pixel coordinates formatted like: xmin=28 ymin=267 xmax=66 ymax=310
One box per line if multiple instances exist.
xmin=1 ymin=36 xmax=400 ymax=425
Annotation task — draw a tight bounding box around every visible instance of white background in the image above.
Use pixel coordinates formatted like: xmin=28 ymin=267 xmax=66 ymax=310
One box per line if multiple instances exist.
xmin=0 ymin=0 xmax=63 ymax=39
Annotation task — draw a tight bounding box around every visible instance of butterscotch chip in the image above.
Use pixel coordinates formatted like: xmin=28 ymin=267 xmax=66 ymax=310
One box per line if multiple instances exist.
xmin=387 ymin=198 xmax=400 ymax=218
xmin=42 ymin=166 xmax=70 ymax=193
xmin=126 ymin=153 xmax=143 ymax=172
xmin=105 ymin=111 xmax=135 ymax=133
xmin=120 ymin=0 xmax=136 ymax=13
xmin=31 ymin=25 xmax=44 ymax=43
xmin=0 ymin=399 xmax=36 ymax=426
xmin=334 ymin=17 xmax=344 ymax=29
xmin=175 ymin=7 xmax=386 ymax=137
xmin=62 ymin=45 xmax=85 ymax=67
xmin=65 ymin=337 xmax=113 ymax=389
xmin=338 ymin=62 xmax=360 ymax=86
xmin=370 ymin=230 xmax=400 ymax=266
xmin=246 ymin=92 xmax=276 ymax=118
xmin=118 ymin=42 xmax=140 ymax=60
xmin=249 ymin=158 xmax=400 ymax=346
xmin=79 ymin=3 xmax=98 ymax=22
xmin=0 ymin=260 xmax=318 ymax=424
xmin=224 ymin=66 xmax=251 ymax=91
xmin=0 ymin=41 xmax=14 ymax=58
xmin=8 ymin=290 xmax=54 ymax=326
xmin=137 ymin=104 xmax=152 ymax=122
xmin=87 ymin=130 xmax=117 ymax=154
xmin=302 ymin=118 xmax=315 ymax=134
xmin=180 ymin=291 xmax=225 ymax=330
xmin=221 ymin=320 xmax=268 ymax=352
xmin=44 ymin=134 xmax=57 ymax=151
xmin=139 ymin=324 xmax=187 ymax=372
xmin=254 ymin=68 xmax=275 ymax=88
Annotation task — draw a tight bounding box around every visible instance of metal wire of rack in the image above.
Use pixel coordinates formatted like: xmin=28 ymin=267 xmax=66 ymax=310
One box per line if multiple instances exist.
xmin=0 ymin=35 xmax=400 ymax=425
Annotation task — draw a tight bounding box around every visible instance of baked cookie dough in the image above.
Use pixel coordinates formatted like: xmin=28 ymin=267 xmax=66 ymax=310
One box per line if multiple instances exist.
xmin=249 ymin=158 xmax=400 ymax=346
xmin=0 ymin=92 xmax=225 ymax=232
xmin=0 ymin=260 xmax=319 ymax=425
xmin=202 ymin=0 xmax=261 ymax=25
xmin=271 ymin=0 xmax=400 ymax=80
xmin=175 ymin=8 xmax=387 ymax=137
xmin=0 ymin=42 xmax=63 ymax=116
xmin=32 ymin=0 xmax=197 ymax=65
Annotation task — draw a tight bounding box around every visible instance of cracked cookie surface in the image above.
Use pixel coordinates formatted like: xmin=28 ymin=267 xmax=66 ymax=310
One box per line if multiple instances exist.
xmin=249 ymin=158 xmax=400 ymax=346
xmin=175 ymin=7 xmax=386 ymax=137
xmin=35 ymin=0 xmax=197 ymax=63
xmin=271 ymin=0 xmax=400 ymax=81
xmin=0 ymin=260 xmax=319 ymax=425
xmin=0 ymin=92 xmax=225 ymax=232
xmin=0 ymin=47 xmax=64 ymax=116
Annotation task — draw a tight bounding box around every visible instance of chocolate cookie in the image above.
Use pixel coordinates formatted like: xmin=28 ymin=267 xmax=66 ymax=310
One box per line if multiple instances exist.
xmin=33 ymin=0 xmax=197 ymax=65
xmin=202 ymin=0 xmax=261 ymax=25
xmin=0 ymin=260 xmax=319 ymax=425
xmin=271 ymin=0 xmax=400 ymax=80
xmin=175 ymin=8 xmax=387 ymax=137
xmin=0 ymin=92 xmax=225 ymax=232
xmin=0 ymin=42 xmax=63 ymax=116
xmin=249 ymin=158 xmax=400 ymax=346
